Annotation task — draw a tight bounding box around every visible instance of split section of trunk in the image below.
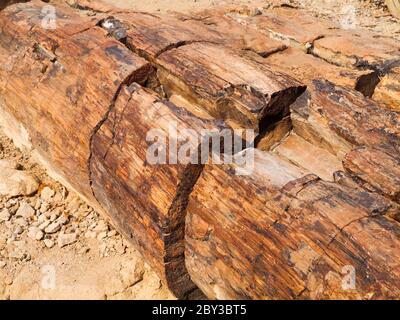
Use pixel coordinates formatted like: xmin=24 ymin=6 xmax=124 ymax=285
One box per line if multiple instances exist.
xmin=90 ymin=83 xmax=227 ymax=297
xmin=186 ymin=149 xmax=400 ymax=299
xmin=0 ymin=0 xmax=227 ymax=298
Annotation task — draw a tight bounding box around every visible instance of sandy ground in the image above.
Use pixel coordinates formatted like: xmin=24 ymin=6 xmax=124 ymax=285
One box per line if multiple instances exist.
xmin=0 ymin=0 xmax=399 ymax=300
xmin=0 ymin=133 xmax=175 ymax=300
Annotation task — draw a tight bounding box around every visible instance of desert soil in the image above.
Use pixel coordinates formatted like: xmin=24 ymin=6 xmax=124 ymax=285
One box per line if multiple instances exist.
xmin=0 ymin=0 xmax=398 ymax=300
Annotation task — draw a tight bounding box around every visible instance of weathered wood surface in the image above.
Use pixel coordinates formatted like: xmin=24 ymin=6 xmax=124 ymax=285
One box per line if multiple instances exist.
xmin=0 ymin=0 xmax=400 ymax=300
xmin=186 ymin=149 xmax=400 ymax=299
xmin=0 ymin=0 xmax=226 ymax=298
xmin=91 ymin=83 xmax=227 ymax=296
xmin=156 ymin=42 xmax=306 ymax=132
xmin=373 ymin=66 xmax=400 ymax=111
xmin=0 ymin=0 xmax=149 ymax=202
xmin=261 ymin=47 xmax=379 ymax=97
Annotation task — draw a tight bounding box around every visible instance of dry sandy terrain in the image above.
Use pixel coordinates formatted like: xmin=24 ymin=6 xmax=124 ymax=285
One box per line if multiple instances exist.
xmin=0 ymin=0 xmax=399 ymax=300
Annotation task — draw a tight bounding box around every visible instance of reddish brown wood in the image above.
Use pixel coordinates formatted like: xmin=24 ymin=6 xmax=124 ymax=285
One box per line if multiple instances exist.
xmin=1 ymin=0 xmax=400 ymax=300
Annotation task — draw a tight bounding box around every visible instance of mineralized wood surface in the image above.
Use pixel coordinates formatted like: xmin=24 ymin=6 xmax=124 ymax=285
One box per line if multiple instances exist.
xmin=156 ymin=42 xmax=306 ymax=132
xmin=311 ymin=30 xmax=400 ymax=70
xmin=0 ymin=0 xmax=150 ymax=202
xmin=186 ymin=149 xmax=400 ymax=299
xmin=373 ymin=66 xmax=400 ymax=111
xmin=90 ymin=83 xmax=227 ymax=296
xmin=240 ymin=6 xmax=335 ymax=49
xmin=262 ymin=48 xmax=379 ymax=97
xmin=1 ymin=0 xmax=400 ymax=300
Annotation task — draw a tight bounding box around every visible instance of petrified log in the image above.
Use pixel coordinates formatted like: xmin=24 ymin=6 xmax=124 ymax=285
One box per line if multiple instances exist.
xmin=231 ymin=6 xmax=335 ymax=50
xmin=97 ymin=14 xmax=306 ymax=134
xmin=261 ymin=47 xmax=379 ymax=97
xmin=186 ymin=149 xmax=400 ymax=299
xmin=1 ymin=0 xmax=400 ymax=300
xmin=90 ymin=83 xmax=227 ymax=296
xmin=0 ymin=0 xmax=228 ymax=298
xmin=311 ymin=30 xmax=400 ymax=71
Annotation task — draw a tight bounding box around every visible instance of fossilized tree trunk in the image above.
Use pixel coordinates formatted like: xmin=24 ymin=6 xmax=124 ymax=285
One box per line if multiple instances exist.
xmin=0 ymin=0 xmax=400 ymax=299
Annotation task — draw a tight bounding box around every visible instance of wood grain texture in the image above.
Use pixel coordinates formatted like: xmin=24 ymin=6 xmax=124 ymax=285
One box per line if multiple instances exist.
xmin=1 ymin=0 xmax=400 ymax=300
xmin=156 ymin=42 xmax=306 ymax=132
xmin=186 ymin=149 xmax=400 ymax=299
xmin=0 ymin=0 xmax=150 ymax=202
xmin=90 ymin=83 xmax=227 ymax=297
xmin=373 ymin=66 xmax=400 ymax=111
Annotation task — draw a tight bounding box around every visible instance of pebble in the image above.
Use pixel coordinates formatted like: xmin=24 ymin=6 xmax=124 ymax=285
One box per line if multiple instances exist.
xmin=39 ymin=202 xmax=50 ymax=214
xmin=43 ymin=239 xmax=54 ymax=248
xmin=35 ymin=230 xmax=44 ymax=240
xmin=84 ymin=231 xmax=97 ymax=239
xmin=38 ymin=219 xmax=51 ymax=230
xmin=94 ymin=220 xmax=109 ymax=233
xmin=57 ymin=213 xmax=69 ymax=225
xmin=97 ymin=231 xmax=108 ymax=240
xmin=40 ymin=187 xmax=55 ymax=201
xmin=0 ymin=168 xmax=39 ymax=197
xmin=58 ymin=233 xmax=77 ymax=248
xmin=14 ymin=226 xmax=23 ymax=235
xmin=0 ymin=159 xmax=19 ymax=169
xmin=28 ymin=227 xmax=44 ymax=241
xmin=0 ymin=261 xmax=6 ymax=268
xmin=44 ymin=221 xmax=61 ymax=234
xmin=16 ymin=202 xmax=35 ymax=219
xmin=0 ymin=208 xmax=11 ymax=221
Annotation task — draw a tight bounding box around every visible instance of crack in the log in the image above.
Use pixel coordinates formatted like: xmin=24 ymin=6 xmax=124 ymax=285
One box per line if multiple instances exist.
xmin=308 ymin=46 xmax=400 ymax=97
xmin=154 ymin=40 xmax=219 ymax=58
xmin=101 ymin=91 xmax=131 ymax=161
xmin=87 ymin=72 xmax=142 ymax=205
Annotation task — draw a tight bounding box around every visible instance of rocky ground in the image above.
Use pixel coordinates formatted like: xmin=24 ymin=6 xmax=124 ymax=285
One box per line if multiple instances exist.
xmin=0 ymin=133 xmax=174 ymax=299
xmin=0 ymin=0 xmax=399 ymax=300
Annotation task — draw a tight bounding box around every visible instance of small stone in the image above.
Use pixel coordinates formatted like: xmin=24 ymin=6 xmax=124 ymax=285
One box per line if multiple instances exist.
xmin=34 ymin=199 xmax=41 ymax=210
xmin=0 ymin=159 xmax=19 ymax=169
xmin=38 ymin=219 xmax=51 ymax=230
xmin=43 ymin=239 xmax=54 ymax=248
xmin=28 ymin=226 xmax=41 ymax=239
xmin=37 ymin=214 xmax=48 ymax=223
xmin=50 ymin=212 xmax=58 ymax=222
xmin=40 ymin=187 xmax=55 ymax=201
xmin=0 ymin=209 xmax=11 ymax=221
xmin=58 ymin=233 xmax=77 ymax=248
xmin=108 ymin=230 xmax=117 ymax=237
xmin=97 ymin=231 xmax=108 ymax=240
xmin=14 ymin=226 xmax=23 ymax=235
xmin=57 ymin=213 xmax=69 ymax=225
xmin=0 ymin=168 xmax=39 ymax=197
xmin=35 ymin=230 xmax=44 ymax=240
xmin=66 ymin=194 xmax=81 ymax=212
xmin=94 ymin=220 xmax=109 ymax=232
xmin=16 ymin=202 xmax=35 ymax=219
xmin=39 ymin=202 xmax=50 ymax=214
xmin=84 ymin=231 xmax=97 ymax=239
xmin=0 ymin=261 xmax=6 ymax=268
xmin=44 ymin=221 xmax=61 ymax=234
xmin=14 ymin=217 xmax=28 ymax=227
xmin=5 ymin=198 xmax=18 ymax=208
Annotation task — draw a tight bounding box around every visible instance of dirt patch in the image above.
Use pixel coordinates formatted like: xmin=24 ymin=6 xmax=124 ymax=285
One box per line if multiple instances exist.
xmin=0 ymin=133 xmax=174 ymax=300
